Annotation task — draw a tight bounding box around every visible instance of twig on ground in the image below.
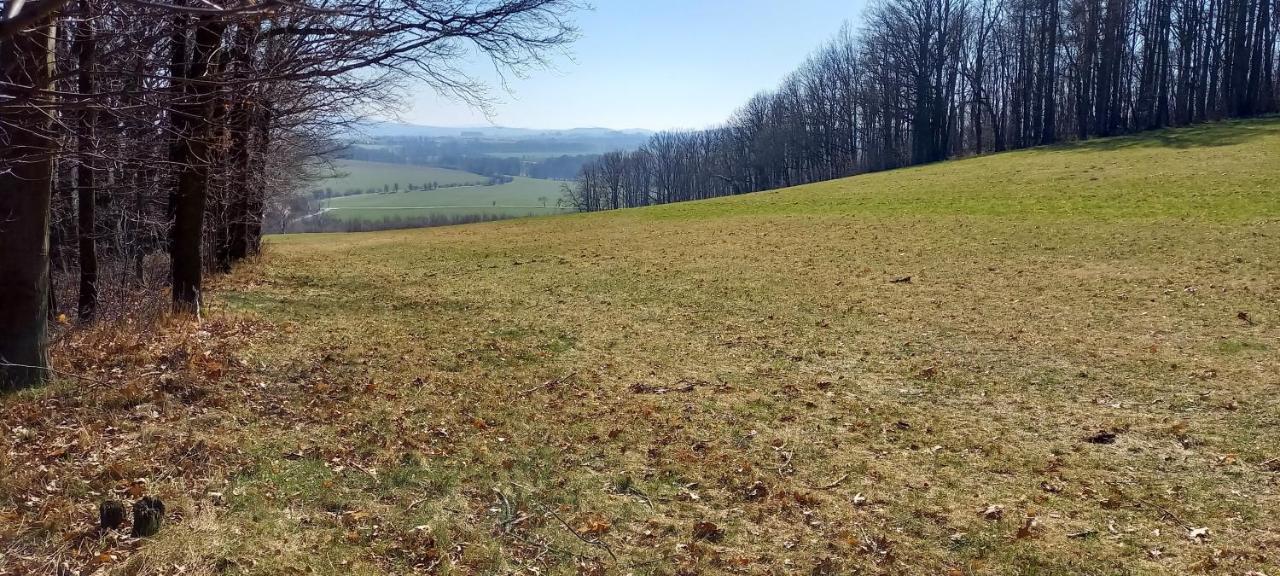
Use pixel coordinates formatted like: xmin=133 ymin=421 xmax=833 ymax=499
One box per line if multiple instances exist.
xmin=405 ymin=496 xmax=429 ymax=512
xmin=773 ymin=442 xmax=794 ymax=476
xmin=0 ymin=360 xmax=100 ymax=383
xmin=817 ymin=473 xmax=849 ymax=490
xmin=1105 ymin=480 xmax=1193 ymax=530
xmin=517 ymin=371 xmax=577 ymax=396
xmin=532 ymin=500 xmax=618 ymax=564
xmin=621 ymin=486 xmax=654 ymax=509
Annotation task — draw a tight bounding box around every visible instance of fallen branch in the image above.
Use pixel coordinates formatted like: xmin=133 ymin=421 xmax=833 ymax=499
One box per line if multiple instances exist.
xmin=1104 ymin=480 xmax=1192 ymax=530
xmin=533 ymin=500 xmax=618 ymax=564
xmin=0 ymin=360 xmax=100 ymax=384
xmin=817 ymin=473 xmax=849 ymax=490
xmin=518 ymin=371 xmax=576 ymax=396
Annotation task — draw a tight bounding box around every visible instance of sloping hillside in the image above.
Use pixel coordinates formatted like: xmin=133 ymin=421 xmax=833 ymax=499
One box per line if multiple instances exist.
xmin=4 ymin=119 xmax=1278 ymax=574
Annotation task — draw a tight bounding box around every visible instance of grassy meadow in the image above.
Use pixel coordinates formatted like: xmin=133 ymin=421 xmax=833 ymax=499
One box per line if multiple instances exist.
xmin=324 ymin=160 xmax=490 ymax=192
xmin=2 ymin=119 xmax=1277 ymax=575
xmin=325 ymin=175 xmax=568 ymax=221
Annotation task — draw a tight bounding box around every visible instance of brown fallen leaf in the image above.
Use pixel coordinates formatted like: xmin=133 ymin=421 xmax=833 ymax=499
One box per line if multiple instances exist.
xmin=1039 ymin=480 xmax=1064 ymax=493
xmin=744 ymin=481 xmax=768 ymax=502
xmin=1015 ymin=515 xmax=1038 ymax=539
xmin=813 ymin=556 xmax=841 ymax=576
xmin=576 ymin=516 xmax=611 ymax=537
xmin=1085 ymin=430 xmax=1117 ymax=444
xmin=692 ymin=521 xmax=724 ymax=542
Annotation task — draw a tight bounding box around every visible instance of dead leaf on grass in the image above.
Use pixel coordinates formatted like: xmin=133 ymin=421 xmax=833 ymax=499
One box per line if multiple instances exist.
xmin=744 ymin=481 xmax=768 ymax=502
xmin=1015 ymin=515 xmax=1038 ymax=539
xmin=692 ymin=521 xmax=724 ymax=542
xmin=1085 ymin=430 xmax=1117 ymax=444
xmin=576 ymin=516 xmax=611 ymax=537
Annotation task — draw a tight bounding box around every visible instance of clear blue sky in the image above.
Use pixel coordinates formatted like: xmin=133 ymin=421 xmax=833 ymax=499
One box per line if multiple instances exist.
xmin=399 ymin=0 xmax=865 ymax=131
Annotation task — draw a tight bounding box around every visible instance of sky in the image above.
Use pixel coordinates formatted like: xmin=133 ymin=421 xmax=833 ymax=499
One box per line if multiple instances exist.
xmin=397 ymin=0 xmax=866 ymax=131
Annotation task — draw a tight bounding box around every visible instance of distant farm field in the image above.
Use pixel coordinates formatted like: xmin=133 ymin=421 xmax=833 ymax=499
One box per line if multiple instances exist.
xmin=322 ymin=163 xmax=573 ymax=224
xmin=321 ymin=159 xmax=491 ymax=193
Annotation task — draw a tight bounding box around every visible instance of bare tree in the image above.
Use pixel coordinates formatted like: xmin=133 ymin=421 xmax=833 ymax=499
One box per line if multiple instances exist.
xmin=574 ymin=0 xmax=1277 ymax=214
xmin=0 ymin=0 xmax=581 ymax=388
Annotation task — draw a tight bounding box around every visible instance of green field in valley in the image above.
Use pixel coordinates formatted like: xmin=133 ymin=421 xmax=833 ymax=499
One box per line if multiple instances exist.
xmin=321 ymin=159 xmax=492 ymax=193
xmin=320 ymin=161 xmax=570 ymax=221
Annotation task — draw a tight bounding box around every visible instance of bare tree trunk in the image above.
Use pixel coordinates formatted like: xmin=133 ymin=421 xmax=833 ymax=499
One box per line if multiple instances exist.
xmin=246 ymin=102 xmax=271 ymax=255
xmin=1042 ymin=0 xmax=1061 ymax=144
xmin=169 ymin=16 xmax=225 ymax=313
xmin=226 ymin=99 xmax=253 ymax=264
xmin=224 ymin=21 xmax=258 ymax=266
xmin=0 ymin=6 xmax=57 ymax=390
xmin=75 ymin=0 xmax=99 ymax=321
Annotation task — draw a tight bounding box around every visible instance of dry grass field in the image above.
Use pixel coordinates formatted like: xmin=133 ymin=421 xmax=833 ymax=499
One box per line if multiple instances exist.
xmin=2 ymin=118 xmax=1278 ymax=575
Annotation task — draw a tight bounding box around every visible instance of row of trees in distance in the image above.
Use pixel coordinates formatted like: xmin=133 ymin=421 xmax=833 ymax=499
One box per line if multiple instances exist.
xmin=344 ymin=140 xmax=610 ymax=180
xmin=568 ymin=0 xmax=1278 ymax=211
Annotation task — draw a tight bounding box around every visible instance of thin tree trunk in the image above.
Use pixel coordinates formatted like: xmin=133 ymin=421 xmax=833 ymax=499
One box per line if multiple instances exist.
xmin=75 ymin=0 xmax=99 ymax=321
xmin=246 ymin=102 xmax=271 ymax=255
xmin=225 ymin=21 xmax=258 ymax=265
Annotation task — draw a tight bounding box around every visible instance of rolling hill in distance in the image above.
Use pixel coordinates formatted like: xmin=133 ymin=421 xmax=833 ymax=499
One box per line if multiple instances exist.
xmin=353 ymin=120 xmax=654 ymax=141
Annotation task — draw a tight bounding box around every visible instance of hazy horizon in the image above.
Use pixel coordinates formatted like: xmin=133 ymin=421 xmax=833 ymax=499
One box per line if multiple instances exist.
xmin=365 ymin=119 xmax=655 ymax=132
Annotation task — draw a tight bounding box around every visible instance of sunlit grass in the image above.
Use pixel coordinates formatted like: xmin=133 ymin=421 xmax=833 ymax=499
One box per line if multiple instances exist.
xmin=203 ymin=119 xmax=1280 ymax=573
xmin=8 ymin=119 xmax=1272 ymax=574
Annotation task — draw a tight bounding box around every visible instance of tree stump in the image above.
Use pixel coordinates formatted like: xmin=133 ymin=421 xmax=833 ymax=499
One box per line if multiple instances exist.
xmin=99 ymin=500 xmax=126 ymax=530
xmin=131 ymin=496 xmax=165 ymax=537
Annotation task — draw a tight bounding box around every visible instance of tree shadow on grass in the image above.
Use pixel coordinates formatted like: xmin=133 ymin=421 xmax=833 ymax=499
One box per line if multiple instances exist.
xmin=1056 ymin=115 xmax=1280 ymax=153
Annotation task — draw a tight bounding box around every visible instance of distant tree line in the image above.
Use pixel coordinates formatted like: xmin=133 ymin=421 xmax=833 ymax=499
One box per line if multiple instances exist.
xmin=350 ymin=132 xmax=646 ymax=158
xmin=523 ymin=154 xmax=595 ymax=179
xmin=569 ymin=0 xmax=1278 ymax=211
xmin=344 ymin=140 xmax=599 ymax=180
xmin=307 ymin=175 xmax=512 ymax=200
xmin=282 ymin=212 xmax=512 ymax=233
xmin=0 ymin=0 xmax=578 ymax=390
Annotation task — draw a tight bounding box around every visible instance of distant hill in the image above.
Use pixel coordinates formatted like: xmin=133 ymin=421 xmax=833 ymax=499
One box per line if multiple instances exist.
xmin=354 ymin=121 xmax=653 ymax=140
xmin=343 ymin=122 xmax=653 ymax=169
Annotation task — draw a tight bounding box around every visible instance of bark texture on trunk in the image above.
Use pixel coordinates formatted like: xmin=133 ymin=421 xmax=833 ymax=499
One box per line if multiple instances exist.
xmin=0 ymin=8 xmax=58 ymax=390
